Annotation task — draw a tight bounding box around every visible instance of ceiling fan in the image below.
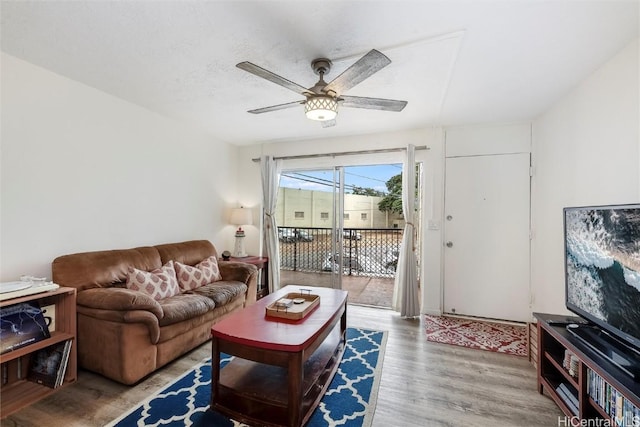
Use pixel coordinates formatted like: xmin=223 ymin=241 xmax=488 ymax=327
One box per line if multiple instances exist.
xmin=236 ymin=49 xmax=407 ymax=127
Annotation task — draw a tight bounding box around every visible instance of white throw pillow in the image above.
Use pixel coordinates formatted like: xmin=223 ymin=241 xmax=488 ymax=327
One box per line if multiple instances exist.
xmin=174 ymin=256 xmax=222 ymax=291
xmin=125 ymin=260 xmax=180 ymax=300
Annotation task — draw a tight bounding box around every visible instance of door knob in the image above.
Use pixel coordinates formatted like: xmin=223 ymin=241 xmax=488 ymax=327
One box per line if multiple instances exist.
xmin=446 ymin=241 xmax=453 ymax=248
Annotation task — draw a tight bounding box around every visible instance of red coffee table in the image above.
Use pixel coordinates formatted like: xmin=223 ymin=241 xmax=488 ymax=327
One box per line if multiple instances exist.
xmin=210 ymin=285 xmax=348 ymax=427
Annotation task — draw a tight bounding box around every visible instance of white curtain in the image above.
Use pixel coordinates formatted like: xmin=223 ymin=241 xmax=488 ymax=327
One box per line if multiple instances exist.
xmin=392 ymin=144 xmax=420 ymax=317
xmin=261 ymin=155 xmax=282 ymax=293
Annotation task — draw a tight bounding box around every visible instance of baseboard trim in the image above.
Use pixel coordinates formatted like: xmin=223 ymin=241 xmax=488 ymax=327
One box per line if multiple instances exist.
xmin=440 ymin=312 xmax=526 ymax=327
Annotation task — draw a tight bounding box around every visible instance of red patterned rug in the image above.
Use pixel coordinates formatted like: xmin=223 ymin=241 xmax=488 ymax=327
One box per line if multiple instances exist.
xmin=424 ymin=315 xmax=528 ymax=357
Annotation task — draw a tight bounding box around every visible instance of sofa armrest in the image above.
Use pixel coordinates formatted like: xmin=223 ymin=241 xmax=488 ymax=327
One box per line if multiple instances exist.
xmin=76 ymin=306 xmax=161 ymax=344
xmin=77 ymin=288 xmax=164 ymax=320
xmin=219 ymin=262 xmax=257 ymax=282
xmin=219 ymin=262 xmax=258 ymax=306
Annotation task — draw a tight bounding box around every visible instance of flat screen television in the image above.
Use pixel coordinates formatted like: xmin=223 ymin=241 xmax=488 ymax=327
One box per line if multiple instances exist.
xmin=564 ymin=203 xmax=640 ymax=375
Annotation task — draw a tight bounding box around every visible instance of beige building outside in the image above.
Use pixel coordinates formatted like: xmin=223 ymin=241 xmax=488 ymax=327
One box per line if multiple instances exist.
xmin=276 ymin=187 xmax=404 ymax=229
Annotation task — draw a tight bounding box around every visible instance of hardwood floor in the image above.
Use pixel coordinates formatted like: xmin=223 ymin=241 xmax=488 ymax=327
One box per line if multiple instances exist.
xmin=1 ymin=305 xmax=562 ymax=427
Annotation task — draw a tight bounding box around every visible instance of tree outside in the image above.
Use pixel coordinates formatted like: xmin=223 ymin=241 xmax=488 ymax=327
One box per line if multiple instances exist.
xmin=351 ymin=186 xmax=385 ymax=197
xmin=378 ymin=174 xmax=403 ymax=215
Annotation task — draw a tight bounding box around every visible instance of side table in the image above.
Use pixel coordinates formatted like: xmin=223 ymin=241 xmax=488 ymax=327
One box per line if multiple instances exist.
xmin=220 ymin=256 xmax=269 ymax=300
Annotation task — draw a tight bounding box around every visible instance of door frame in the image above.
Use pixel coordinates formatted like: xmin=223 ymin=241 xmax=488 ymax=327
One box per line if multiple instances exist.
xmin=273 ymin=150 xmax=428 ymax=305
xmin=437 ymin=123 xmax=533 ymax=319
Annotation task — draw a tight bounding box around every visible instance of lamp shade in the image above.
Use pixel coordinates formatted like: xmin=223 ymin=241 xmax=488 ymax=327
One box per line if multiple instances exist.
xmin=305 ymin=96 xmax=338 ymax=121
xmin=230 ymin=207 xmax=252 ymax=226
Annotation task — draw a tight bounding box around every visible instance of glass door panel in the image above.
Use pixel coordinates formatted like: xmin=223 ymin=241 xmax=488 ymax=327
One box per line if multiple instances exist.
xmin=277 ymin=167 xmax=344 ymax=289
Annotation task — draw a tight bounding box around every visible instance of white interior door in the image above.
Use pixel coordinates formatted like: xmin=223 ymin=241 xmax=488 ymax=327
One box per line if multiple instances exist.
xmin=443 ymin=153 xmax=530 ymax=322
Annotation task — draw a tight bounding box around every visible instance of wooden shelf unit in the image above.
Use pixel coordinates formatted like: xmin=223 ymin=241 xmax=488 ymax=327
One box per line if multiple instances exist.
xmin=535 ymin=313 xmax=640 ymax=423
xmin=1 ymin=287 xmax=77 ymax=418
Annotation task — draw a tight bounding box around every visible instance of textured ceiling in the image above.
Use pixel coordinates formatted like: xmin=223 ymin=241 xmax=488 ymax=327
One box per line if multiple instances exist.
xmin=1 ymin=1 xmax=638 ymax=146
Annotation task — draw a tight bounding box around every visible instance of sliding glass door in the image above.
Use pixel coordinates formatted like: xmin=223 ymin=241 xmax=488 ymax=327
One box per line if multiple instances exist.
xmin=277 ymin=167 xmax=345 ymax=289
xmin=275 ymin=162 xmax=411 ymax=308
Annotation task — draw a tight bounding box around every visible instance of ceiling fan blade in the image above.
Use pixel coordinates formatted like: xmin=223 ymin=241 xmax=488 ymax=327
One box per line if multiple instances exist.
xmin=324 ymin=49 xmax=391 ymax=95
xmin=340 ymin=95 xmax=407 ymax=112
xmin=321 ymin=119 xmax=337 ymax=128
xmin=248 ymin=100 xmax=304 ymax=114
xmin=237 ymin=62 xmax=310 ymax=95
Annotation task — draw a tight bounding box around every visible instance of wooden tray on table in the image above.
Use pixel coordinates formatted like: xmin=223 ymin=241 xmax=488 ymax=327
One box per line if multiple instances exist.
xmin=265 ymin=290 xmax=320 ymax=320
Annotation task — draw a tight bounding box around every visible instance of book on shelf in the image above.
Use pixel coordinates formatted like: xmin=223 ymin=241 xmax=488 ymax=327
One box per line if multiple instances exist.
xmin=556 ymin=383 xmax=579 ymax=415
xmin=562 ymin=349 xmax=579 ymax=379
xmin=558 ymin=383 xmax=579 ymax=407
xmin=54 ymin=340 xmax=73 ymax=387
xmin=587 ymin=368 xmax=640 ymax=425
xmin=614 ymin=388 xmax=623 ymax=426
xmin=41 ymin=303 xmax=56 ymax=332
xmin=0 ymin=301 xmax=51 ymax=354
xmin=27 ymin=339 xmax=72 ymax=388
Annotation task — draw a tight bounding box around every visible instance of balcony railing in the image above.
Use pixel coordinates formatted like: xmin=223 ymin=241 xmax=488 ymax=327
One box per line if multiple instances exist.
xmin=278 ymin=227 xmax=403 ymax=278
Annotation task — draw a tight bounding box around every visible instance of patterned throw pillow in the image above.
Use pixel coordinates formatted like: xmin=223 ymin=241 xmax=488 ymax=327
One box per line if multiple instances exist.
xmin=125 ymin=261 xmax=180 ymax=300
xmin=174 ymin=256 xmax=222 ymax=291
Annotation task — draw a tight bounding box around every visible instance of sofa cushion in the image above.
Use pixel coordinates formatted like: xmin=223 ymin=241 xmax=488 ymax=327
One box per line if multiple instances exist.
xmin=155 ymin=240 xmax=217 ymax=266
xmin=191 ymin=281 xmax=248 ymax=306
xmin=126 ymin=261 xmax=180 ymax=301
xmin=174 ymin=256 xmax=222 ymax=291
xmin=157 ymin=293 xmax=216 ymax=327
xmin=52 ymin=246 xmax=162 ymax=291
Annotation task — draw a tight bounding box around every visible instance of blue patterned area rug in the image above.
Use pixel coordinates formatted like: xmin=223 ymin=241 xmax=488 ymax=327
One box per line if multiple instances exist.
xmin=107 ymin=327 xmax=387 ymax=427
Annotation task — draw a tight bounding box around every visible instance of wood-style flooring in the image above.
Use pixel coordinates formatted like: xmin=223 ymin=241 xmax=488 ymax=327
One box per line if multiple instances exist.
xmin=1 ymin=304 xmax=562 ymax=427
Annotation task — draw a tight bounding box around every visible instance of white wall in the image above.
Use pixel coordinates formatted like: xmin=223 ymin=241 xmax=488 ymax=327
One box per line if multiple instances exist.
xmin=531 ymin=39 xmax=640 ymax=316
xmin=237 ymin=128 xmax=444 ymax=313
xmin=0 ymin=53 xmax=239 ymax=281
xmin=445 ymin=123 xmax=531 ymax=157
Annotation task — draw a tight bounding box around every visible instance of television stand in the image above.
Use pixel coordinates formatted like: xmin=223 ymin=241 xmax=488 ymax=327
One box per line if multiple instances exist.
xmin=566 ymin=324 xmax=640 ymax=379
xmin=534 ymin=313 xmax=640 ymax=422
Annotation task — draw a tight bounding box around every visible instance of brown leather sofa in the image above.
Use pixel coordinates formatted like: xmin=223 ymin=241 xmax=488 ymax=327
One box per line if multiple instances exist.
xmin=52 ymin=240 xmax=257 ymax=384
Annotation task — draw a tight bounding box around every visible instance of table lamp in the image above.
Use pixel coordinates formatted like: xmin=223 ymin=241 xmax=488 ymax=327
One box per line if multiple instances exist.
xmin=230 ymin=207 xmax=252 ymax=257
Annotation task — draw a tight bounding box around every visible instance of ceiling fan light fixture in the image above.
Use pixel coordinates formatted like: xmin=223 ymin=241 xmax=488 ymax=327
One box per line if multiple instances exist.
xmin=305 ymin=96 xmax=338 ymax=121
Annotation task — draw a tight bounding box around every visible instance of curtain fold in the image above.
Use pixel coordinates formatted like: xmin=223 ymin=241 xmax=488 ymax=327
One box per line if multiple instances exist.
xmin=392 ymin=144 xmax=420 ymax=317
xmin=260 ymin=155 xmax=282 ymax=293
